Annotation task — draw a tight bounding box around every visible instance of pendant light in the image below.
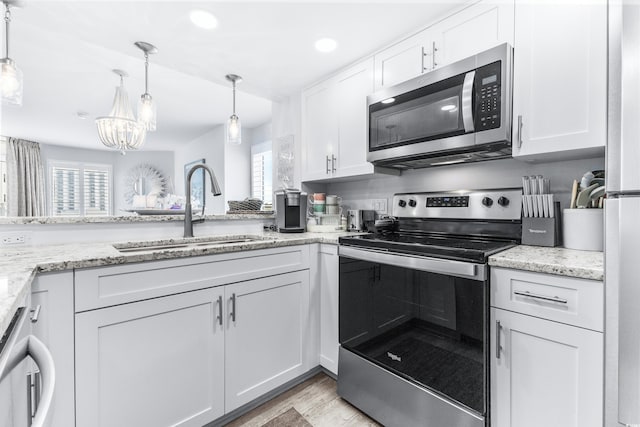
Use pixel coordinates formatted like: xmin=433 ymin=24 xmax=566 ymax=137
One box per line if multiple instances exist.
xmin=225 ymin=74 xmax=242 ymax=145
xmin=96 ymin=69 xmax=147 ymax=151
xmin=134 ymin=41 xmax=158 ymax=131
xmin=0 ymin=0 xmax=23 ymax=106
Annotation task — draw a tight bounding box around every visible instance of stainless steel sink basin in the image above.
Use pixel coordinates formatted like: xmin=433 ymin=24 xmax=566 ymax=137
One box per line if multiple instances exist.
xmin=113 ymin=236 xmax=270 ymax=253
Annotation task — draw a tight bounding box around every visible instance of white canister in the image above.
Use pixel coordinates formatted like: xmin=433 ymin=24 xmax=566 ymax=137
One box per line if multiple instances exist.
xmin=562 ymin=208 xmax=603 ymax=251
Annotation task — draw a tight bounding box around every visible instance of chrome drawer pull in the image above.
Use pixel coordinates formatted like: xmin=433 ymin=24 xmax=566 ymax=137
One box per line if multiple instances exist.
xmin=230 ymin=293 xmax=237 ymax=322
xmin=216 ymin=295 xmax=223 ymax=326
xmin=513 ymin=290 xmax=568 ymax=304
xmin=495 ymin=320 xmax=502 ymax=360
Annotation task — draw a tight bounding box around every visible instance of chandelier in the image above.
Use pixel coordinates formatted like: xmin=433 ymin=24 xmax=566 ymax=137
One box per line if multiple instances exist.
xmin=95 ymin=69 xmax=147 ymax=151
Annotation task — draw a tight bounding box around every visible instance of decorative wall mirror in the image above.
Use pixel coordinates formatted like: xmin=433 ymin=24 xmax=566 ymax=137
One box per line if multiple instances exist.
xmin=124 ymin=163 xmax=167 ymax=207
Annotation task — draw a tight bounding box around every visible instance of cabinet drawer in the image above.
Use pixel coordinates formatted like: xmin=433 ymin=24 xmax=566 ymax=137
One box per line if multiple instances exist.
xmin=75 ymin=245 xmax=310 ymax=312
xmin=490 ymin=268 xmax=603 ymax=331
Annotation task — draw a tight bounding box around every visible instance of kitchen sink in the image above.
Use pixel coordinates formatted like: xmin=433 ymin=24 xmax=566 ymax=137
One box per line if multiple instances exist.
xmin=113 ymin=235 xmax=272 ymax=253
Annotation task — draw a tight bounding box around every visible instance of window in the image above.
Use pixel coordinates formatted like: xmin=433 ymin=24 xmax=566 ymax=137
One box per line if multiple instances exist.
xmin=251 ymin=141 xmax=272 ymax=206
xmin=49 ymin=161 xmax=112 ymax=216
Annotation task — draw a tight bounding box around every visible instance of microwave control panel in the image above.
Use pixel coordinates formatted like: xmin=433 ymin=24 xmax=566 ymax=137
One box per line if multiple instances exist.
xmin=475 ymin=61 xmax=502 ymax=131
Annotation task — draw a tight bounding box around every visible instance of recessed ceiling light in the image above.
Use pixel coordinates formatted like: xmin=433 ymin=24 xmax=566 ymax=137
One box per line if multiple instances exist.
xmin=76 ymin=111 xmax=89 ymax=120
xmin=190 ymin=10 xmax=218 ymax=29
xmin=315 ymin=38 xmax=337 ymax=53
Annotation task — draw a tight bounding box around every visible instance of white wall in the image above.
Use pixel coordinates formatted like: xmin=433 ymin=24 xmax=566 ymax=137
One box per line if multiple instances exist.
xmin=271 ymin=95 xmax=302 ymax=191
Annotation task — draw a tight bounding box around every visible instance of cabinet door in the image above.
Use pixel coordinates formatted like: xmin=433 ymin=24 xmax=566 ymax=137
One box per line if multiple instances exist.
xmin=75 ymin=287 xmax=224 ymax=427
xmin=512 ymin=1 xmax=606 ymax=160
xmin=30 ymin=272 xmax=75 ymax=427
xmin=225 ymin=270 xmax=310 ymax=411
xmin=491 ymin=308 xmax=603 ymax=427
xmin=373 ymin=30 xmax=431 ymax=90
xmin=431 ymin=0 xmax=514 ymax=67
xmin=319 ymin=245 xmax=339 ymax=375
xmin=301 ymin=82 xmax=337 ymax=181
xmin=335 ymin=59 xmax=375 ymax=179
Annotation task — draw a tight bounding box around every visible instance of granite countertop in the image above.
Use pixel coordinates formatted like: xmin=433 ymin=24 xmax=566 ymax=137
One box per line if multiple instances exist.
xmin=0 ymin=231 xmax=350 ymax=338
xmin=0 ymin=213 xmax=275 ymax=225
xmin=489 ymin=245 xmax=604 ymax=281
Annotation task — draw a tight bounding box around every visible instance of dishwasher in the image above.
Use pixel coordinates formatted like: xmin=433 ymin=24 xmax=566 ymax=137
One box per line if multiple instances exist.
xmin=0 ymin=304 xmax=55 ymax=427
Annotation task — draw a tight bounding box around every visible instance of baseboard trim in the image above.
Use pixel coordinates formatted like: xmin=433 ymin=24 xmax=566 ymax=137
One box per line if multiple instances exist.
xmin=206 ymin=366 xmax=324 ymax=427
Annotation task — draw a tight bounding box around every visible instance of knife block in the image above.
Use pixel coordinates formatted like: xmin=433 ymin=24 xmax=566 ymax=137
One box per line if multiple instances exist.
xmin=521 ymin=202 xmax=562 ymax=247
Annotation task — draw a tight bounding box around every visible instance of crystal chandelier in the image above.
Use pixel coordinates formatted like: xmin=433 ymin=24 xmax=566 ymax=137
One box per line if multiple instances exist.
xmin=0 ymin=0 xmax=23 ymax=106
xmin=96 ymin=69 xmax=147 ymax=151
xmin=225 ymin=74 xmax=242 ymax=145
xmin=134 ymin=41 xmax=158 ymax=131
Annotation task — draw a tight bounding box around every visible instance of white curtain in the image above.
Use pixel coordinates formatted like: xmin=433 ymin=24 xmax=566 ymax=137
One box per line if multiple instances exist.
xmin=7 ymin=138 xmax=46 ymax=216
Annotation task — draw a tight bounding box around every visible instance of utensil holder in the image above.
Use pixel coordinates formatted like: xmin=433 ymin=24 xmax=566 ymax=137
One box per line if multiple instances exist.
xmin=562 ymin=208 xmax=603 ymax=251
xmin=521 ymin=202 xmax=562 ymax=247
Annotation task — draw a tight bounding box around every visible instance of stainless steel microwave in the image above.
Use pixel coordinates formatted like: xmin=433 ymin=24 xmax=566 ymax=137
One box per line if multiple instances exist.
xmin=367 ymin=43 xmax=513 ymax=170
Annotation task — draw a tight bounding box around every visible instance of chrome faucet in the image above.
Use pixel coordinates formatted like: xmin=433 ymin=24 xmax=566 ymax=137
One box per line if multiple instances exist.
xmin=184 ymin=164 xmax=222 ymax=238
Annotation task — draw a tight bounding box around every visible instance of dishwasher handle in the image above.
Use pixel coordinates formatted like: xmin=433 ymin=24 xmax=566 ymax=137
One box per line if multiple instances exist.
xmin=0 ymin=335 xmax=55 ymax=427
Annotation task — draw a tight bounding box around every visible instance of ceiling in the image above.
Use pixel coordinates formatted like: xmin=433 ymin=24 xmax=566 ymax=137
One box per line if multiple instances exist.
xmin=0 ymin=1 xmax=468 ymax=151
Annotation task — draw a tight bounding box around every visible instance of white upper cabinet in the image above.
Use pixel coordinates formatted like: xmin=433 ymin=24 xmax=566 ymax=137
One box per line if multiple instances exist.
xmin=374 ymin=0 xmax=514 ymax=91
xmin=301 ymin=58 xmax=375 ymax=182
xmin=511 ymin=1 xmax=606 ymax=160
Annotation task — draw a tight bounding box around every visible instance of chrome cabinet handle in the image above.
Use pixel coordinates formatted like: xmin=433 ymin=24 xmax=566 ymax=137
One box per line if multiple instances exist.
xmin=514 ymin=290 xmax=568 ymax=304
xmin=331 ymin=155 xmax=337 ymax=173
xmin=517 ymin=115 xmax=523 ymax=148
xmin=326 ymin=155 xmax=331 ymax=174
xmin=30 ymin=305 xmax=41 ymax=323
xmin=216 ymin=295 xmax=223 ymax=326
xmin=432 ymin=41 xmax=438 ymax=69
xmin=230 ymin=293 xmax=236 ymax=322
xmin=421 ymin=46 xmax=427 ymax=72
xmin=495 ymin=320 xmax=502 ymax=359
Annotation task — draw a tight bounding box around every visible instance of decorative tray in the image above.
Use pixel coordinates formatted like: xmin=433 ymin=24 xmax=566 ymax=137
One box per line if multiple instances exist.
xmin=226 ymin=210 xmax=275 ymax=215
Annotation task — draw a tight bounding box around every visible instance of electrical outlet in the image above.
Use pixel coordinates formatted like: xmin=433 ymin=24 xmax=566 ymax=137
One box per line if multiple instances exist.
xmin=371 ymin=199 xmax=388 ymax=214
xmin=1 ymin=231 xmax=32 ymax=246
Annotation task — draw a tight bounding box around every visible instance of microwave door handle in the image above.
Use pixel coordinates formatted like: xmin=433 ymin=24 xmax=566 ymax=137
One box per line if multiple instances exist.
xmin=461 ymin=70 xmax=476 ymax=133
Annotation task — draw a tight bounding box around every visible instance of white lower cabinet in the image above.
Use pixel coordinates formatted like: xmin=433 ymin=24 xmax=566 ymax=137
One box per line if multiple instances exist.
xmin=225 ymin=271 xmax=310 ymax=411
xmin=318 ymin=244 xmax=339 ymax=375
xmin=74 ymin=246 xmax=311 ymax=427
xmin=75 ymin=287 xmax=225 ymax=427
xmin=490 ymin=268 xmax=603 ymax=427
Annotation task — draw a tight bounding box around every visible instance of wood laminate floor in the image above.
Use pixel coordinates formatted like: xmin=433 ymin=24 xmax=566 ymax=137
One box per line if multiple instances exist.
xmin=224 ymin=373 xmax=381 ymax=427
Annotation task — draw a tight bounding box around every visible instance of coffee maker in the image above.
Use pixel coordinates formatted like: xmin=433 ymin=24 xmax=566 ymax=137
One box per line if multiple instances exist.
xmin=275 ymin=189 xmax=307 ymax=233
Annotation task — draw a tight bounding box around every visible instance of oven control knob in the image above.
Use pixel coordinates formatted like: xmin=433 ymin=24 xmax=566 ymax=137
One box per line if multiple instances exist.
xmin=408 ymin=199 xmax=417 ymax=207
xmin=498 ymin=196 xmax=510 ymax=207
xmin=398 ymin=199 xmax=407 ymax=208
xmin=482 ymin=197 xmax=494 ymax=207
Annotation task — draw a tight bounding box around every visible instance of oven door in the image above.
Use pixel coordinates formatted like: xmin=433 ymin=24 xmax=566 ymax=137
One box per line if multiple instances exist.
xmin=338 ymin=246 xmax=488 ymax=417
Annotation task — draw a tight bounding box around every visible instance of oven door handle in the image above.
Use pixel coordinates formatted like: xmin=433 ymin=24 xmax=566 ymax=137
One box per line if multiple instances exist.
xmin=339 ymin=246 xmax=485 ymax=280
xmin=461 ymin=70 xmax=476 ymax=133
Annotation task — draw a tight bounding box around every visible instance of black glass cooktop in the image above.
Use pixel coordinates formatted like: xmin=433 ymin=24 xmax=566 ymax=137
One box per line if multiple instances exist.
xmin=339 ymin=233 xmax=516 ymax=263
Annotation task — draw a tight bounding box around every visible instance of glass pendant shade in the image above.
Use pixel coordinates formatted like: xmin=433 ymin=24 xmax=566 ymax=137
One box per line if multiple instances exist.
xmin=96 ymin=74 xmax=147 ymax=151
xmin=0 ymin=58 xmax=22 ymax=105
xmin=226 ymin=114 xmax=242 ymax=145
xmin=138 ymin=93 xmax=156 ymax=131
xmin=225 ymin=74 xmax=242 ymax=145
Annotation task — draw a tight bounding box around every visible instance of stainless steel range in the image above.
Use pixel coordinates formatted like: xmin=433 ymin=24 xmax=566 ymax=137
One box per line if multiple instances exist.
xmin=337 ymin=188 xmax=522 ymax=427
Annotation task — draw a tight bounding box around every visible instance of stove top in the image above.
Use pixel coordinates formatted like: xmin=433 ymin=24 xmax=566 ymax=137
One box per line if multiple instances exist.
xmin=339 ymin=189 xmax=523 ymax=263
xmin=339 ymin=233 xmax=517 ymax=263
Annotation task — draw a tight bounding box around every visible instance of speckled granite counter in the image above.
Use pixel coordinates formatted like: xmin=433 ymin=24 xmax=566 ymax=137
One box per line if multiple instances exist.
xmin=0 ymin=231 xmax=350 ymax=338
xmin=0 ymin=213 xmax=274 ymax=225
xmin=489 ymin=245 xmax=604 ymax=281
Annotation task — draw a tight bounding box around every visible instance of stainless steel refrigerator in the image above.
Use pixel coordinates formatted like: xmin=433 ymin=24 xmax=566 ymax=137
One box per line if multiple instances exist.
xmin=606 ymin=1 xmax=640 ymax=425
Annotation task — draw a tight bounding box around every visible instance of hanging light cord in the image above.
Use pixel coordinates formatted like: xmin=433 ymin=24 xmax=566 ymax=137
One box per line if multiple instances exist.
xmin=143 ymin=51 xmax=149 ymax=95
xmin=232 ymin=79 xmax=236 ymax=116
xmin=4 ymin=3 xmax=11 ymax=59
